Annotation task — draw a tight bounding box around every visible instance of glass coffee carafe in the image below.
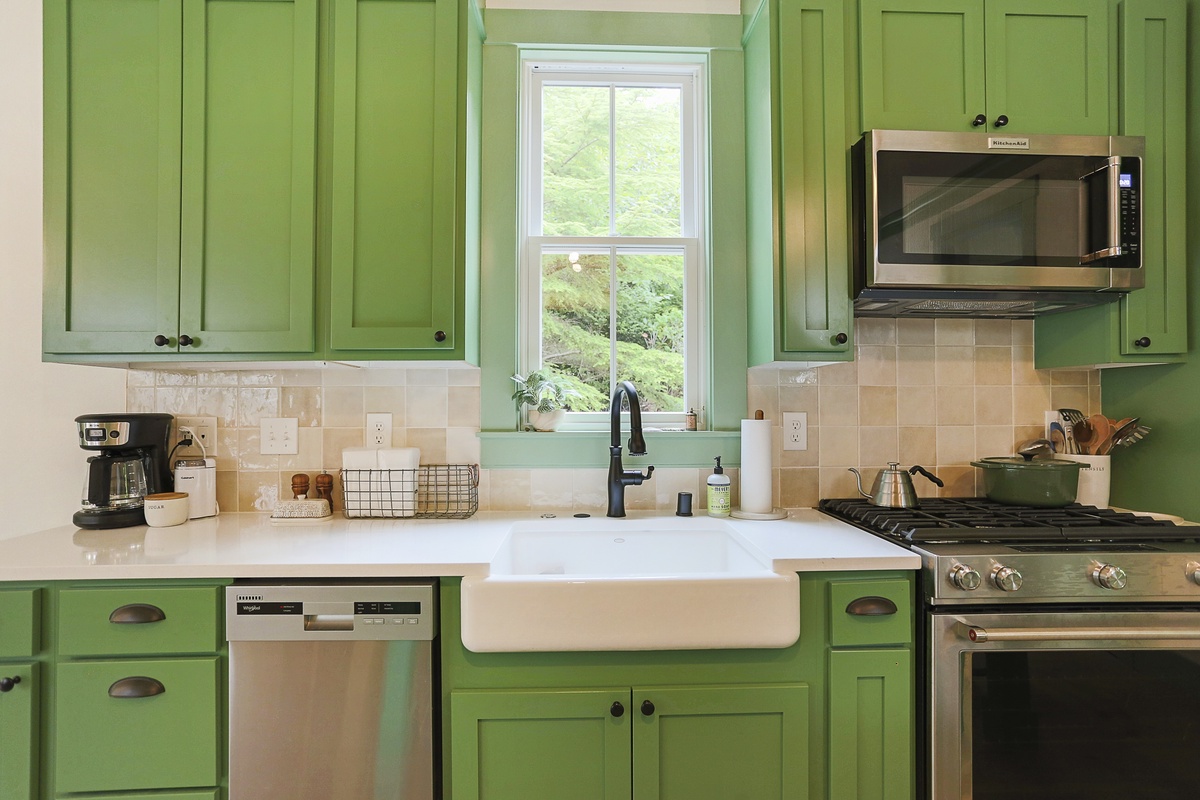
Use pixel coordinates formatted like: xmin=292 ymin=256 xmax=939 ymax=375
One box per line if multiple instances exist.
xmin=82 ymin=453 xmax=148 ymax=510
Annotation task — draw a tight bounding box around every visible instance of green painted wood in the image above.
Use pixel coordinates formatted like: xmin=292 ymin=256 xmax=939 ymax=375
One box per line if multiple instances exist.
xmin=859 ymin=0 xmax=985 ymax=132
xmin=42 ymin=0 xmax=183 ymax=355
xmin=178 ymin=0 xmax=317 ymax=354
xmin=828 ymin=578 xmax=912 ymax=648
xmin=0 ymin=662 xmax=37 ymax=800
xmin=828 ymin=649 xmax=913 ymax=800
xmin=450 ymin=688 xmax=632 ymax=800
xmin=462 ymin=0 xmax=485 ymax=366
xmin=98 ymin=793 xmax=219 ymax=800
xmin=632 ymin=684 xmax=810 ymax=800
xmin=483 ymin=9 xmax=744 ymax=48
xmin=328 ymin=0 xmax=459 ymax=353
xmin=0 ymin=590 xmax=40 ymax=659
xmin=56 ymin=586 xmax=221 ymax=657
xmin=54 ymin=656 xmax=219 ymax=793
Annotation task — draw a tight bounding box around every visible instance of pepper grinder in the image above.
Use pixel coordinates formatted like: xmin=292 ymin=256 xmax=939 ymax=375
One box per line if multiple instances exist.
xmin=314 ymin=472 xmax=334 ymax=504
xmin=290 ymin=473 xmax=310 ymax=499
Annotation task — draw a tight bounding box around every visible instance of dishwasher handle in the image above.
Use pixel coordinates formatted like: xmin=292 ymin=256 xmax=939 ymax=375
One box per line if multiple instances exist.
xmin=304 ymin=614 xmax=354 ymax=632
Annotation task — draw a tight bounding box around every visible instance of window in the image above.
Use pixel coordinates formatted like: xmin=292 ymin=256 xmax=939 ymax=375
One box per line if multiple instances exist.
xmin=520 ymin=61 xmax=707 ymax=426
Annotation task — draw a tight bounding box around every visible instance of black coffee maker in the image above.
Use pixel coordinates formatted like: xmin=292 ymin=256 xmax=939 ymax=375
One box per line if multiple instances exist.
xmin=73 ymin=413 xmax=174 ymax=529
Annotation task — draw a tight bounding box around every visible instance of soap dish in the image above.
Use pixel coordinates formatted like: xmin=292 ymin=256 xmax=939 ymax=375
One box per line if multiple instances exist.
xmin=271 ymin=497 xmax=333 ymax=523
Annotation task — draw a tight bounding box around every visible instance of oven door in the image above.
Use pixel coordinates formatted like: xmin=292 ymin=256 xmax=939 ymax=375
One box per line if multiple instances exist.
xmin=929 ymin=608 xmax=1200 ymax=800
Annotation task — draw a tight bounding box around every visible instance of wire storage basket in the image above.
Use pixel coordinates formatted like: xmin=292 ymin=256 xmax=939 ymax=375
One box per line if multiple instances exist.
xmin=340 ymin=464 xmax=479 ymax=519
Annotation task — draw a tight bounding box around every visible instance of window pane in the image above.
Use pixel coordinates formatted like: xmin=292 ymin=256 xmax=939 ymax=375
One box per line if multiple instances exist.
xmin=614 ymin=86 xmax=682 ymax=237
xmin=615 ymin=253 xmax=684 ymax=412
xmin=542 ymin=86 xmax=610 ymax=236
xmin=541 ymin=250 xmax=612 ymax=411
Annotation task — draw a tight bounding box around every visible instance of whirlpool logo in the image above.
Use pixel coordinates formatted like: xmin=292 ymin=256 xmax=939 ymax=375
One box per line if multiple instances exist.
xmin=239 ymin=603 xmax=263 ymax=614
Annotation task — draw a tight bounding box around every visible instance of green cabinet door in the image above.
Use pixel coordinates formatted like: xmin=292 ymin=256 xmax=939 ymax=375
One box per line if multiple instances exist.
xmin=828 ymin=650 xmax=912 ymax=800
xmin=1033 ymin=0 xmax=1187 ymax=367
xmin=632 ymin=684 xmax=810 ymax=800
xmin=0 ymin=662 xmax=37 ymax=800
xmin=328 ymin=0 xmax=460 ymax=353
xmin=178 ymin=0 xmax=317 ymax=353
xmin=43 ymin=0 xmax=183 ymax=355
xmin=451 ymin=688 xmax=632 ymax=800
xmin=746 ymin=0 xmax=853 ymax=364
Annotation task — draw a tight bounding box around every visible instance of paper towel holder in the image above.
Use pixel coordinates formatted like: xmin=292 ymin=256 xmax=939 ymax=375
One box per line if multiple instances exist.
xmin=734 ymin=409 xmax=788 ymax=520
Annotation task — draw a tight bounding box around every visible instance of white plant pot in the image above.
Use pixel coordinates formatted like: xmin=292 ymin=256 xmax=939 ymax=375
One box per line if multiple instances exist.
xmin=528 ymin=408 xmax=565 ymax=432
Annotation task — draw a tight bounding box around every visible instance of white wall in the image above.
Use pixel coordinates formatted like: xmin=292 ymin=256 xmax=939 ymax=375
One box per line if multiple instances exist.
xmin=0 ymin=2 xmax=127 ymax=537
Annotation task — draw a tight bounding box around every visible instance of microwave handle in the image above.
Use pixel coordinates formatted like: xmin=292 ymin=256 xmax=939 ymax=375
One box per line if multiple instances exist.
xmin=1081 ymin=157 xmax=1124 ymax=263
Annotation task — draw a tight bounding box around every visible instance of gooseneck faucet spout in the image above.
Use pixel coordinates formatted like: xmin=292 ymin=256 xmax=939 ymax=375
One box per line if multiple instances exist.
xmin=607 ymin=381 xmax=654 ymax=518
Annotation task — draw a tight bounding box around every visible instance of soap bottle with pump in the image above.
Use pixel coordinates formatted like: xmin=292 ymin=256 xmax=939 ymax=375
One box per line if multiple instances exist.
xmin=707 ymin=456 xmax=731 ymax=517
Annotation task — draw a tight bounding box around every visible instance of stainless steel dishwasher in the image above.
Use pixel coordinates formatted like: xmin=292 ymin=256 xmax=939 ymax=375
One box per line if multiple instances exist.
xmin=226 ymin=581 xmax=438 ymax=800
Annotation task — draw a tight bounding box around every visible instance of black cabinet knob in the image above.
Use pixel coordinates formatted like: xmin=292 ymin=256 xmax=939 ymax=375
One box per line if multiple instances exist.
xmin=0 ymin=676 xmax=20 ymax=692
xmin=641 ymin=699 xmax=655 ymax=716
xmin=834 ymin=332 xmax=848 ymax=345
xmin=153 ymin=334 xmax=170 ymax=347
xmin=1134 ymin=337 xmax=1152 ymax=348
xmin=610 ymin=701 xmax=625 ymax=718
xmin=178 ymin=334 xmax=194 ymax=347
xmin=972 ymin=113 xmax=987 ymax=127
xmin=993 ymin=115 xmax=1009 ymax=128
xmin=434 ymin=330 xmax=447 ymax=342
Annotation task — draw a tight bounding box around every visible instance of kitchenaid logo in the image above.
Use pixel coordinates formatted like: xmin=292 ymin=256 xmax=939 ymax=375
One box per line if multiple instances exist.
xmin=988 ymin=137 xmax=1030 ymax=150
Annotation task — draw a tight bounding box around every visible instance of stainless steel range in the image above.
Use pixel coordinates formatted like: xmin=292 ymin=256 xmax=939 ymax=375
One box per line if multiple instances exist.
xmin=820 ymin=497 xmax=1200 ymax=800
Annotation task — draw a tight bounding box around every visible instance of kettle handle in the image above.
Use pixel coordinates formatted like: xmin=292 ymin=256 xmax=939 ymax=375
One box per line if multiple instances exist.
xmin=909 ymin=465 xmax=944 ymax=488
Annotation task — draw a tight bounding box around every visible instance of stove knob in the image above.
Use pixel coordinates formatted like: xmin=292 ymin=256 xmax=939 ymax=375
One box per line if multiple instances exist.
xmin=1092 ymin=563 xmax=1127 ymax=591
xmin=949 ymin=564 xmax=982 ymax=591
xmin=991 ymin=565 xmax=1023 ymax=592
xmin=1187 ymin=562 xmax=1200 ymax=586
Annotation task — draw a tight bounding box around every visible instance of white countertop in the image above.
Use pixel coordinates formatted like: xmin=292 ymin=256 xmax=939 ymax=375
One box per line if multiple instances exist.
xmin=0 ymin=508 xmax=919 ymax=582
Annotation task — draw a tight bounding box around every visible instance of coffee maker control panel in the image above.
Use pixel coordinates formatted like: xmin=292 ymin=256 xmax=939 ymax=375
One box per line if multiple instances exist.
xmin=79 ymin=421 xmax=131 ymax=448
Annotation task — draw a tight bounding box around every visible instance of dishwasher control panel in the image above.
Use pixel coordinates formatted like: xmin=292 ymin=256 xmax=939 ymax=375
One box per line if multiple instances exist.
xmin=226 ymin=582 xmax=437 ymax=642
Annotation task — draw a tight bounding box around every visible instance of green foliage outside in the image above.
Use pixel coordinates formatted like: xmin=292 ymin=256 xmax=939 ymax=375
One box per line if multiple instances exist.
xmin=538 ymin=82 xmax=688 ymax=413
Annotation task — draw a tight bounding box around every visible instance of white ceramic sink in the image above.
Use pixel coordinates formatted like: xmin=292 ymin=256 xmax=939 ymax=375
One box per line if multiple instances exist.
xmin=460 ymin=517 xmax=800 ymax=653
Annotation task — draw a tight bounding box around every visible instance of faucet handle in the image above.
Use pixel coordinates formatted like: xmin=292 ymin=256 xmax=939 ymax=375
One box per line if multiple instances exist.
xmin=623 ymin=465 xmax=655 ymax=485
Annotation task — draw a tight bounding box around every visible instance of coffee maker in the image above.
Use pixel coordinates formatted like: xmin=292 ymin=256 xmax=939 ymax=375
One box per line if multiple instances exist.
xmin=73 ymin=413 xmax=174 ymax=529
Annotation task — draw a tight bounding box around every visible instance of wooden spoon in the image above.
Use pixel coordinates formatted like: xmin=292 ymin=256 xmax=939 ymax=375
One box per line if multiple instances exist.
xmin=1086 ymin=415 xmax=1111 ymax=456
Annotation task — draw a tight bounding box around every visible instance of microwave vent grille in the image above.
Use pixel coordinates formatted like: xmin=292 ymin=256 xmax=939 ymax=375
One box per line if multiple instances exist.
xmin=907 ymin=299 xmax=1036 ymax=313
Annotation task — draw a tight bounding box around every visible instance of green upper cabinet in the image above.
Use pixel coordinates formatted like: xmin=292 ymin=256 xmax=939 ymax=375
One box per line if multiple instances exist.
xmin=44 ymin=0 xmax=318 ymax=356
xmin=327 ymin=0 xmax=460 ymax=354
xmin=859 ymin=0 xmax=1111 ymax=135
xmin=745 ymin=0 xmax=855 ymax=364
xmin=1034 ymin=0 xmax=1187 ymax=368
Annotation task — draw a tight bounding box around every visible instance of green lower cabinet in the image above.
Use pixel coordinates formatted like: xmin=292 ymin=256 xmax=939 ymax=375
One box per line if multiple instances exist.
xmin=827 ymin=650 xmax=912 ymax=800
xmin=89 ymin=794 xmax=220 ymax=800
xmin=0 ymin=662 xmax=37 ymax=800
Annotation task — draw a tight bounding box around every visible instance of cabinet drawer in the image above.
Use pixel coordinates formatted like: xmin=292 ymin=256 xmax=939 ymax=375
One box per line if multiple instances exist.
xmin=57 ymin=586 xmax=220 ymax=656
xmin=55 ymin=658 xmax=219 ymax=793
xmin=0 ymin=589 xmax=40 ymax=658
xmin=828 ymin=579 xmax=911 ymax=647
xmin=71 ymin=793 xmax=219 ymax=800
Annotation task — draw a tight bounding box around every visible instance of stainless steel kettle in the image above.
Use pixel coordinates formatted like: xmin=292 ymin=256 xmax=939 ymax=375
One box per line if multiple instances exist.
xmin=848 ymin=462 xmax=944 ymax=508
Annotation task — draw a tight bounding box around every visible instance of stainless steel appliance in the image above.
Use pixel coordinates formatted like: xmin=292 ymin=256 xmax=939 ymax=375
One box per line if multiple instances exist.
xmin=852 ymin=129 xmax=1145 ymax=318
xmin=73 ymin=413 xmax=174 ymax=529
xmin=226 ymin=582 xmax=438 ymax=800
xmin=819 ymin=498 xmax=1200 ymax=800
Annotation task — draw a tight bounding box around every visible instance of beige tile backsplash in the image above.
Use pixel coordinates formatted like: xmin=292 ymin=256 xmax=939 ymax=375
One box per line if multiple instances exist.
xmin=128 ymin=319 xmax=1099 ymax=514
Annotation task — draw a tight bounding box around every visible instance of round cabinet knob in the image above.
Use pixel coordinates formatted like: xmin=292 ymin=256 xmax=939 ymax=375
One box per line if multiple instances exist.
xmin=153 ymin=334 xmax=170 ymax=347
xmin=1092 ymin=563 xmax=1128 ymax=591
xmin=610 ymin=701 xmax=625 ymax=718
xmin=434 ymin=330 xmax=447 ymax=343
xmin=1134 ymin=337 xmax=1152 ymax=348
xmin=178 ymin=334 xmax=194 ymax=347
xmin=640 ymin=699 xmax=655 ymax=716
xmin=1187 ymin=562 xmax=1200 ymax=586
xmin=991 ymin=565 xmax=1023 ymax=592
xmin=949 ymin=564 xmax=982 ymax=591
xmin=0 ymin=676 xmax=20 ymax=692
xmin=993 ymin=114 xmax=1009 ymax=128
xmin=972 ymin=113 xmax=987 ymax=127
xmin=834 ymin=332 xmax=848 ymax=345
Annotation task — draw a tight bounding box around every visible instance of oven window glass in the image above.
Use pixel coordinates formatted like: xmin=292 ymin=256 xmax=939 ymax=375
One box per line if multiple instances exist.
xmin=970 ymin=650 xmax=1200 ymax=799
xmin=875 ymin=151 xmax=1113 ymax=268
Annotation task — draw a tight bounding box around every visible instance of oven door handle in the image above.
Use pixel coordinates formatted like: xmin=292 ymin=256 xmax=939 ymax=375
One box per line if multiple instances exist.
xmin=959 ymin=623 xmax=1200 ymax=643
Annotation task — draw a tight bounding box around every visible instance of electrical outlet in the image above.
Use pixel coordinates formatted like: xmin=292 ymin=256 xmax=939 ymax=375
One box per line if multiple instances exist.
xmin=366 ymin=412 xmax=393 ymax=448
xmin=175 ymin=416 xmax=217 ymax=451
xmin=260 ymin=417 xmax=299 ymax=455
xmin=782 ymin=412 xmax=808 ymax=451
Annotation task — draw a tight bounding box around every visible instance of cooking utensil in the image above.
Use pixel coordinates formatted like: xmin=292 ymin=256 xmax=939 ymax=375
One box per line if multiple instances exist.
xmin=1085 ymin=415 xmax=1111 ymax=455
xmin=848 ymin=462 xmax=944 ymax=508
xmin=971 ymin=456 xmax=1083 ymax=507
xmin=1049 ymin=422 xmax=1068 ymax=453
xmin=1101 ymin=417 xmax=1142 ymax=454
xmin=1057 ymin=408 xmax=1086 ymax=454
xmin=1016 ymin=438 xmax=1054 ymax=459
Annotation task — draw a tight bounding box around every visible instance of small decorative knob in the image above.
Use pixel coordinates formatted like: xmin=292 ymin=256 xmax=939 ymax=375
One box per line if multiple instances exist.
xmin=992 ymin=565 xmax=1023 ymax=592
xmin=949 ymin=564 xmax=982 ymax=591
xmin=1187 ymin=562 xmax=1200 ymax=586
xmin=1134 ymin=337 xmax=1151 ymax=348
xmin=993 ymin=115 xmax=1009 ymax=128
xmin=972 ymin=113 xmax=987 ymax=127
xmin=178 ymin=334 xmax=194 ymax=347
xmin=641 ymin=699 xmax=655 ymax=716
xmin=434 ymin=330 xmax=446 ymax=342
xmin=1092 ymin=563 xmax=1127 ymax=590
xmin=0 ymin=676 xmax=20 ymax=692
xmin=610 ymin=701 xmax=625 ymax=718
xmin=834 ymin=332 xmax=848 ymax=345
xmin=154 ymin=334 xmax=170 ymax=347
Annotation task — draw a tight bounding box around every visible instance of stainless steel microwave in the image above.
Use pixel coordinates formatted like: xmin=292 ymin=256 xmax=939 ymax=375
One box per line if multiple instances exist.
xmin=852 ymin=129 xmax=1145 ymax=318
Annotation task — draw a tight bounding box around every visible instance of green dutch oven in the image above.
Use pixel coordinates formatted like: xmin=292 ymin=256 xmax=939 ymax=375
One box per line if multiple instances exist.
xmin=970 ymin=456 xmax=1084 ymax=507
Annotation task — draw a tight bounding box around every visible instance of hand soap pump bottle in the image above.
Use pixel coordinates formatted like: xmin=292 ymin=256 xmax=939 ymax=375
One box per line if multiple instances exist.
xmin=707 ymin=456 xmax=731 ymax=517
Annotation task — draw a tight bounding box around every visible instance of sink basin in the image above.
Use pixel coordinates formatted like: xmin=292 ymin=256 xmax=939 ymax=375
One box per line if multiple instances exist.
xmin=460 ymin=517 xmax=800 ymax=653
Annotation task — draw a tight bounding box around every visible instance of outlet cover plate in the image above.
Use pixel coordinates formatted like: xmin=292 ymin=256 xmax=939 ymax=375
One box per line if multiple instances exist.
xmin=782 ymin=412 xmax=808 ymax=451
xmin=367 ymin=412 xmax=393 ymax=448
xmin=175 ymin=416 xmax=217 ymax=450
xmin=260 ymin=417 xmax=299 ymax=455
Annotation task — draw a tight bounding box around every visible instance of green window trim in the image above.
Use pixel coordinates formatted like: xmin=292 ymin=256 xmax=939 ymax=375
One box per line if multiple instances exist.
xmin=477 ymin=9 xmax=750 ymax=468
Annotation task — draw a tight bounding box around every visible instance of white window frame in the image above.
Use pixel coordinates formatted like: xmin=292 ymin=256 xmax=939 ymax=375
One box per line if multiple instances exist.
xmin=519 ymin=59 xmax=709 ymax=430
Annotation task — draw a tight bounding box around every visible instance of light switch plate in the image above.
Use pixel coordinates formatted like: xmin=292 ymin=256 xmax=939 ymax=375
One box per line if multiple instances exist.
xmin=782 ymin=412 xmax=808 ymax=451
xmin=260 ymin=417 xmax=299 ymax=455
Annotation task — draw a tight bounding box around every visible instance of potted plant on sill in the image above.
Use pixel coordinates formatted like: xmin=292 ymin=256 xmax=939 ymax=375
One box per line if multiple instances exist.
xmin=511 ymin=368 xmax=580 ymax=432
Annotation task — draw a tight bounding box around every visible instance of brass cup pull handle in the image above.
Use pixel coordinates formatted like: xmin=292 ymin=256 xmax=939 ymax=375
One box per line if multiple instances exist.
xmin=109 ymin=603 xmax=167 ymax=624
xmin=845 ymin=596 xmax=898 ymax=616
xmin=0 ymin=676 xmax=21 ymax=692
xmin=108 ymin=676 xmax=166 ymax=699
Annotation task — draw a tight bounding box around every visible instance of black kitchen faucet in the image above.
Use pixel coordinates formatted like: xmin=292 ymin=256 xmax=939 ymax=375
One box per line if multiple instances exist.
xmin=606 ymin=380 xmax=654 ymax=517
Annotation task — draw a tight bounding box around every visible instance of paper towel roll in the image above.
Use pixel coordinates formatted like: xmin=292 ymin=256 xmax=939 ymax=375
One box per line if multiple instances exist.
xmin=740 ymin=417 xmax=773 ymax=514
